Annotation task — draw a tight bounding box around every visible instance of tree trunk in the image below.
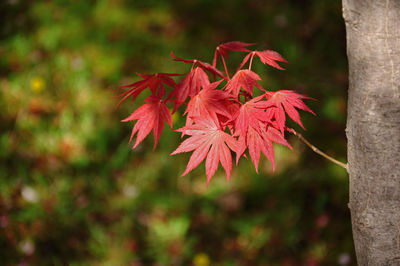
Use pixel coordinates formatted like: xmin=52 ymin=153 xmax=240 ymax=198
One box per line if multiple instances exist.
xmin=343 ymin=0 xmax=400 ymax=265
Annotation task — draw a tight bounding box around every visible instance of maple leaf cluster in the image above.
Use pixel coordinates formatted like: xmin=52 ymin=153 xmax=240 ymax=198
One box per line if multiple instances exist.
xmin=119 ymin=42 xmax=314 ymax=185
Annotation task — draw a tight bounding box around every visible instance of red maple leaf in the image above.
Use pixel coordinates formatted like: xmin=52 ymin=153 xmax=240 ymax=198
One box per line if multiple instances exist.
xmin=264 ymin=90 xmax=315 ymax=133
xmin=122 ymin=96 xmax=173 ymax=149
xmin=167 ymin=67 xmax=210 ymax=112
xmin=185 ymin=80 xmax=231 ymax=126
xmin=233 ymin=94 xmax=270 ymax=137
xmin=171 ymin=117 xmax=238 ymax=184
xmin=239 ymin=50 xmax=288 ymax=70
xmin=170 ymin=51 xmax=225 ymax=79
xmin=224 ymin=69 xmax=264 ymax=98
xmin=217 ymin=100 xmax=241 ymax=133
xmin=212 ymin=41 xmax=256 ymax=67
xmin=238 ymin=124 xmax=291 ymax=172
xmin=118 ymin=73 xmax=179 ymax=108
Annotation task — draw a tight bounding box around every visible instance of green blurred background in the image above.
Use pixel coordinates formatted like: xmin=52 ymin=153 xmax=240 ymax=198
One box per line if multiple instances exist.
xmin=0 ymin=0 xmax=351 ymax=265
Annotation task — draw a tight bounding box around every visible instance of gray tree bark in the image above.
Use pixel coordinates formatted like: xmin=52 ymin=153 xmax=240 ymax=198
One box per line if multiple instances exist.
xmin=343 ymin=0 xmax=400 ymax=265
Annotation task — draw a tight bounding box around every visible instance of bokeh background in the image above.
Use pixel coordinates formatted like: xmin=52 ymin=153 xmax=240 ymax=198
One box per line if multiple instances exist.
xmin=0 ymin=0 xmax=351 ymax=265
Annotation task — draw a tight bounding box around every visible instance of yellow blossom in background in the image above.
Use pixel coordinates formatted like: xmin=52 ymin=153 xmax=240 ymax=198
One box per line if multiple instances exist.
xmin=193 ymin=253 xmax=210 ymax=266
xmin=30 ymin=76 xmax=45 ymax=93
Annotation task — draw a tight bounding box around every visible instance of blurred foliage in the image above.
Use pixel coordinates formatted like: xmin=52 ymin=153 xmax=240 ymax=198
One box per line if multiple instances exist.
xmin=0 ymin=0 xmax=352 ymax=265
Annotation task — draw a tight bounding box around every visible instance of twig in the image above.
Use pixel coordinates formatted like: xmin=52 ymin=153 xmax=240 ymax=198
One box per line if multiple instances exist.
xmin=248 ymin=52 xmax=255 ymax=70
xmin=288 ymin=129 xmax=348 ymax=170
xmin=221 ymin=55 xmax=230 ymax=80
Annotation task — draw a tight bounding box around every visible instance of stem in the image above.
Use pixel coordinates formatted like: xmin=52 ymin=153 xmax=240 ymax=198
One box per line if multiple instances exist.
xmin=221 ymin=56 xmax=230 ymax=80
xmin=289 ymin=129 xmax=348 ymax=170
xmin=248 ymin=52 xmax=255 ymax=70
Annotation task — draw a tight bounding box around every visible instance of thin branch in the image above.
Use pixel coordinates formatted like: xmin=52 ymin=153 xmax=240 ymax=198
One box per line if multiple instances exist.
xmin=221 ymin=56 xmax=230 ymax=80
xmin=289 ymin=129 xmax=348 ymax=170
xmin=248 ymin=52 xmax=255 ymax=70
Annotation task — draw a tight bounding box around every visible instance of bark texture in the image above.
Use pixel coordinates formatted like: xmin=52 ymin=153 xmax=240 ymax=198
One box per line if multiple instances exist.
xmin=343 ymin=0 xmax=400 ymax=265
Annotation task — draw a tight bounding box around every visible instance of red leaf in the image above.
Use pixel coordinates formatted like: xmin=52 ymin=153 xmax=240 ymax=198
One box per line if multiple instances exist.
xmin=234 ymin=94 xmax=270 ymax=138
xmin=218 ymin=100 xmax=241 ymax=133
xmin=168 ymin=67 xmax=210 ymax=112
xmin=212 ymin=41 xmax=256 ymax=67
xmin=238 ymin=124 xmax=291 ymax=172
xmin=256 ymin=50 xmax=288 ymax=70
xmin=265 ymin=90 xmax=315 ymax=133
xmin=171 ymin=117 xmax=238 ymax=184
xmin=239 ymin=50 xmax=288 ymax=70
xmin=122 ymin=96 xmax=173 ymax=149
xmin=118 ymin=73 xmax=179 ymax=108
xmin=225 ymin=69 xmax=264 ymax=98
xmin=185 ymin=80 xmax=231 ymax=126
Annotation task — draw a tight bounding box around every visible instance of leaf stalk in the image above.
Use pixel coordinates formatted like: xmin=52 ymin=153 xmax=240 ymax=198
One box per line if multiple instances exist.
xmin=221 ymin=56 xmax=230 ymax=79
